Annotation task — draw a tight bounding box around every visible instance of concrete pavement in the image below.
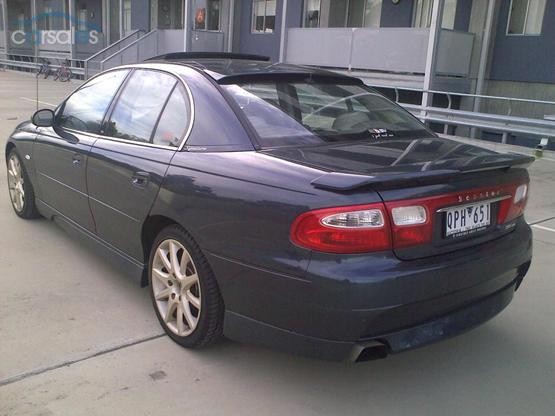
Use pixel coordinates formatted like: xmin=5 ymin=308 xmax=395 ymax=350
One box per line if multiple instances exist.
xmin=0 ymin=70 xmax=554 ymax=416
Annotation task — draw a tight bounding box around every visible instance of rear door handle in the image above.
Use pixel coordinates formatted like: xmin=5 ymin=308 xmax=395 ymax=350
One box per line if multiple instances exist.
xmin=72 ymin=154 xmax=82 ymax=167
xmin=131 ymin=171 xmax=150 ymax=188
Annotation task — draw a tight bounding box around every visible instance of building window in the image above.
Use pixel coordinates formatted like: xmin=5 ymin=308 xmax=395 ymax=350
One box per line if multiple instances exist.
xmin=17 ymin=13 xmax=25 ymax=31
xmin=193 ymin=0 xmax=221 ymax=31
xmin=507 ymin=0 xmax=546 ymax=35
xmin=252 ymin=0 xmax=276 ymax=33
xmin=302 ymin=0 xmax=382 ymax=29
xmin=37 ymin=6 xmax=54 ymax=30
xmin=77 ymin=7 xmax=87 ymax=31
xmin=123 ymin=0 xmax=132 ymax=34
xmin=303 ymin=0 xmax=320 ymax=27
xmin=412 ymin=0 xmax=458 ymax=30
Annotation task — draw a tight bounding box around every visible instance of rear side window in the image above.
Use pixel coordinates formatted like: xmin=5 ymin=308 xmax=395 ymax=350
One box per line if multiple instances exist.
xmin=58 ymin=69 xmax=129 ymax=133
xmin=105 ymin=70 xmax=177 ymax=143
xmin=152 ymin=84 xmax=191 ymax=147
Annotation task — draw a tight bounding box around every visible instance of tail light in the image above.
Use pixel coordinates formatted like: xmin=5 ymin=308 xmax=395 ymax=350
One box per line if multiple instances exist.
xmin=498 ymin=183 xmax=529 ymax=224
xmin=290 ymin=181 xmax=529 ymax=254
xmin=290 ymin=203 xmax=391 ymax=253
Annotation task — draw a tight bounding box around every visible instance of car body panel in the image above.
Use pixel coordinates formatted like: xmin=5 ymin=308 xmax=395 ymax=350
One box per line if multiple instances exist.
xmin=33 ymin=126 xmax=97 ymax=231
xmin=87 ymin=137 xmax=175 ymax=260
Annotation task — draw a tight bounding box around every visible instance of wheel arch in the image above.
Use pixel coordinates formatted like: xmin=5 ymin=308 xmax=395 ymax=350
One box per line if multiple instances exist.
xmin=5 ymin=141 xmax=16 ymax=160
xmin=141 ymin=214 xmax=185 ymax=286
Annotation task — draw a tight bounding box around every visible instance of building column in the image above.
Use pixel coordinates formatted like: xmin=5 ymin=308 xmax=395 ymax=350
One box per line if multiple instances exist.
xmin=421 ymin=0 xmax=444 ymax=120
xmin=183 ymin=0 xmax=190 ymax=51
xmin=68 ymin=0 xmax=75 ymax=59
xmin=119 ymin=0 xmax=123 ymax=38
xmin=470 ymin=0 xmax=496 ymax=138
xmin=279 ymin=0 xmax=288 ymax=62
xmin=31 ymin=0 xmax=38 ymax=58
xmin=1 ymin=0 xmax=8 ymax=55
xmin=227 ymin=0 xmax=235 ymax=52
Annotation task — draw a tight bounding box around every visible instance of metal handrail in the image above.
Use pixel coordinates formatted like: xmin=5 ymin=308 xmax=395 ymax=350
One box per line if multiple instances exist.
xmin=379 ymin=84 xmax=555 ymax=107
xmin=376 ymin=84 xmax=555 ymax=143
xmin=0 ymin=53 xmax=84 ymax=75
xmin=100 ymin=30 xmax=158 ymax=70
xmin=401 ymin=103 xmax=555 ymax=142
xmin=84 ymin=29 xmax=143 ymax=79
xmin=84 ymin=29 xmax=142 ymax=63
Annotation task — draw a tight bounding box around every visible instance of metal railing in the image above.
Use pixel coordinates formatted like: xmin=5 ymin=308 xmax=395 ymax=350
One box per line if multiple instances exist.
xmin=379 ymin=85 xmax=555 ymax=144
xmin=97 ymin=30 xmax=159 ymax=74
xmin=84 ymin=30 xmax=144 ymax=79
xmin=0 ymin=53 xmax=84 ymax=76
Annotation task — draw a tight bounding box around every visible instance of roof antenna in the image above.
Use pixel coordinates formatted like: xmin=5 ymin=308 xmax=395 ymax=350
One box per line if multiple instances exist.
xmin=35 ymin=33 xmax=39 ymax=112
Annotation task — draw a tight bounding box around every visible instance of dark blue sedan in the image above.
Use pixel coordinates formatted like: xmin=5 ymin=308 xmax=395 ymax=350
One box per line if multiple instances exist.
xmin=5 ymin=54 xmax=533 ymax=361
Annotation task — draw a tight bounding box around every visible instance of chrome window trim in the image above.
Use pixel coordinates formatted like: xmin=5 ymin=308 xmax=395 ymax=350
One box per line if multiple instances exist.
xmin=60 ymin=66 xmax=195 ymax=152
xmin=436 ymin=195 xmax=512 ymax=213
xmin=64 ymin=128 xmax=181 ymax=151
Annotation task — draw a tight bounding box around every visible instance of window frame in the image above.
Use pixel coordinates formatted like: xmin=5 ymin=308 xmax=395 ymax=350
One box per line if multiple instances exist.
xmin=251 ymin=0 xmax=276 ymax=34
xmin=301 ymin=0 xmax=382 ymax=29
xmin=302 ymin=0 xmax=321 ymax=28
xmin=56 ymin=68 xmax=131 ymax=135
xmin=58 ymin=68 xmax=195 ymax=151
xmin=193 ymin=0 xmax=222 ymax=32
xmin=506 ymin=0 xmax=546 ymax=36
xmin=412 ymin=0 xmax=458 ymax=30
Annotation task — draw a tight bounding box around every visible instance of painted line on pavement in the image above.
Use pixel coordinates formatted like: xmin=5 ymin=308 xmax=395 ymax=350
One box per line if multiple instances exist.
xmin=0 ymin=333 xmax=165 ymax=388
xmin=532 ymin=224 xmax=555 ymax=233
xmin=19 ymin=97 xmax=57 ymax=107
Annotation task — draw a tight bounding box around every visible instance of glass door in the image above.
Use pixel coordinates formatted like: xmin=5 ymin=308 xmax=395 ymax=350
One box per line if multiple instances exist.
xmin=191 ymin=0 xmax=228 ymax=52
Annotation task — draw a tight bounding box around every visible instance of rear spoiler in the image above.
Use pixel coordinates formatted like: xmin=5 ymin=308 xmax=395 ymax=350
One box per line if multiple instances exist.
xmin=311 ymin=154 xmax=535 ymax=191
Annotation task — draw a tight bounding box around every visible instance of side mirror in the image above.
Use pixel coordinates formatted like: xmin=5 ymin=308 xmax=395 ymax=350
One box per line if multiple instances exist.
xmin=32 ymin=109 xmax=55 ymax=127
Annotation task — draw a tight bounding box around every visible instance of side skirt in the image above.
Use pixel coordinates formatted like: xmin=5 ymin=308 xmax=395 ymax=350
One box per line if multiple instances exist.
xmin=36 ymin=199 xmax=147 ymax=285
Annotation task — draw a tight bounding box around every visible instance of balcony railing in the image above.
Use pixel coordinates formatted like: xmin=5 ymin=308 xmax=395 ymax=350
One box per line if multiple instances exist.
xmin=285 ymin=27 xmax=474 ymax=78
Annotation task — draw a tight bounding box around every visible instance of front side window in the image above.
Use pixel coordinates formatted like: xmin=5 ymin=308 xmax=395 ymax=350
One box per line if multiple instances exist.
xmin=507 ymin=0 xmax=546 ymax=35
xmin=58 ymin=70 xmax=130 ymax=133
xmin=152 ymin=84 xmax=191 ymax=147
xmin=105 ymin=70 xmax=177 ymax=143
xmin=252 ymin=0 xmax=276 ymax=33
xmin=223 ymin=81 xmax=431 ymax=148
xmin=302 ymin=0 xmax=382 ymax=28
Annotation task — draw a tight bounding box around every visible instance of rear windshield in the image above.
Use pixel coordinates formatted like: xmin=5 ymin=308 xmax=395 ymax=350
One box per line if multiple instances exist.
xmin=222 ymin=81 xmax=433 ymax=148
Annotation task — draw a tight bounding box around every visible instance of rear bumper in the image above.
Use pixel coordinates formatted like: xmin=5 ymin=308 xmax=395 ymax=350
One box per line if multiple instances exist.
xmin=209 ymin=219 xmax=532 ymax=361
xmin=224 ymin=278 xmax=520 ymax=361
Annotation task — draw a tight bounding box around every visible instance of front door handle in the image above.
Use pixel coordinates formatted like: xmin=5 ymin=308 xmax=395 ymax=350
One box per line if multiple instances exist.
xmin=131 ymin=171 xmax=150 ymax=188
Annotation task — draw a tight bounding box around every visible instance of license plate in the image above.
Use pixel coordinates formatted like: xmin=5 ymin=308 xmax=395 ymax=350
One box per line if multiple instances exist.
xmin=445 ymin=202 xmax=491 ymax=238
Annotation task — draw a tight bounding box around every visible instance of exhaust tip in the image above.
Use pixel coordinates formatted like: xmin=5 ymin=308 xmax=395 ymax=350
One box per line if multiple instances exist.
xmin=355 ymin=342 xmax=389 ymax=362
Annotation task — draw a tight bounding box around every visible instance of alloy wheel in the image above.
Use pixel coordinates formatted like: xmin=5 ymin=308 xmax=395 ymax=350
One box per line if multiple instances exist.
xmin=7 ymin=154 xmax=25 ymax=213
xmin=152 ymin=239 xmax=201 ymax=337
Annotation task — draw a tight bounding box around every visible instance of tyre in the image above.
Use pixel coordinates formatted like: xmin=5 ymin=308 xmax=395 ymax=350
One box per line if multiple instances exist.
xmin=60 ymin=70 xmax=72 ymax=82
xmin=149 ymin=225 xmax=224 ymax=348
xmin=6 ymin=149 xmax=41 ymax=219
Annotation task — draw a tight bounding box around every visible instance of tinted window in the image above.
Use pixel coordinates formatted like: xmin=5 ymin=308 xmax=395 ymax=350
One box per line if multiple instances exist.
xmin=58 ymin=70 xmax=129 ymax=133
xmin=105 ymin=70 xmax=177 ymax=143
xmin=152 ymin=84 xmax=190 ymax=147
xmin=223 ymin=82 xmax=432 ymax=148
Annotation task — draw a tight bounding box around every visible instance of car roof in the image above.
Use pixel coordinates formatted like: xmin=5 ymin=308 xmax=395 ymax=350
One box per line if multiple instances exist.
xmin=144 ymin=53 xmax=363 ymax=85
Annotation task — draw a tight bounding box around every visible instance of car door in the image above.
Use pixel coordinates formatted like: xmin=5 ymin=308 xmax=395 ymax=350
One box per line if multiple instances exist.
xmin=86 ymin=69 xmax=192 ymax=260
xmin=33 ymin=69 xmax=130 ymax=232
